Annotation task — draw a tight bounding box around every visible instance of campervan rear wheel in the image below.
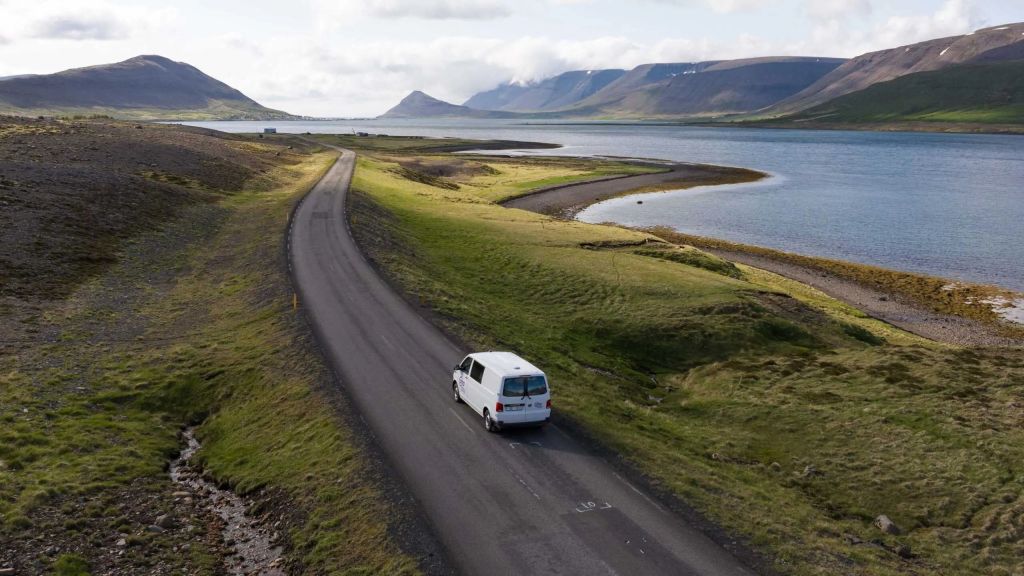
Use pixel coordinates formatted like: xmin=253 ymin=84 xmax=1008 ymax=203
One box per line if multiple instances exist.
xmin=483 ymin=410 xmax=497 ymax=433
xmin=452 ymin=381 xmax=462 ymax=403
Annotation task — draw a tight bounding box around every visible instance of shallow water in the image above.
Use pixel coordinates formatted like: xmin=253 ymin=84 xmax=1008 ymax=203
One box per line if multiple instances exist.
xmin=186 ymin=119 xmax=1024 ymax=291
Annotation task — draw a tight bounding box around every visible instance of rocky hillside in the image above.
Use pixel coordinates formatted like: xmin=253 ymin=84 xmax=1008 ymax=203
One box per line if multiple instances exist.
xmin=452 ymin=57 xmax=845 ymax=119
xmin=0 ymin=55 xmax=292 ymax=120
xmin=766 ymin=22 xmax=1024 ymax=116
xmin=569 ymin=57 xmax=846 ymax=117
xmin=464 ymin=69 xmax=625 ymax=112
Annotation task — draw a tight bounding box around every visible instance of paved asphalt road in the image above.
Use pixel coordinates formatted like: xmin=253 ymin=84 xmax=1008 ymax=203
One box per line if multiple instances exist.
xmin=289 ymin=147 xmax=758 ymax=576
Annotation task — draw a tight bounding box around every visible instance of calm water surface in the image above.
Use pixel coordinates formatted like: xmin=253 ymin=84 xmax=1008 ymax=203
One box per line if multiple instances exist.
xmin=186 ymin=120 xmax=1024 ymax=291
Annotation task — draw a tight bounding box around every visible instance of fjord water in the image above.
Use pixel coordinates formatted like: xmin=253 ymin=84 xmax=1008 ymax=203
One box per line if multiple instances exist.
xmin=188 ymin=120 xmax=1024 ymax=291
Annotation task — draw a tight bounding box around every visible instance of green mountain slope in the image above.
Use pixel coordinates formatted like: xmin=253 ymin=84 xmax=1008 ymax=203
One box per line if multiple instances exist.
xmin=791 ymin=60 xmax=1024 ymax=124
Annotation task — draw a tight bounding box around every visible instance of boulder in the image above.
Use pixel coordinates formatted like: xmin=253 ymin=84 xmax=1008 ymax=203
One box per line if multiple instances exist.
xmin=874 ymin=515 xmax=901 ymax=535
xmin=155 ymin=514 xmax=176 ymax=529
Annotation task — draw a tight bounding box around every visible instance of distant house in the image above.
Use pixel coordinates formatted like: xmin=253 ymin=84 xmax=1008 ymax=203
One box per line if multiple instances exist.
xmin=263 ymin=128 xmax=277 ymax=134
xmin=356 ymin=131 xmax=370 ymax=137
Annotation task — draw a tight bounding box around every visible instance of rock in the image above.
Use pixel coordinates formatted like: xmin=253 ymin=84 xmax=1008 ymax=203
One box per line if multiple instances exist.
xmin=0 ymin=568 xmax=15 ymax=575
xmin=874 ymin=515 xmax=901 ymax=535
xmin=769 ymin=462 xmax=782 ymax=473
xmin=116 ymin=538 xmax=127 ymax=547
xmin=155 ymin=513 xmax=176 ymax=529
xmin=802 ymin=465 xmax=821 ymax=478
xmin=172 ymin=491 xmax=191 ymax=498
xmin=146 ymin=524 xmax=165 ymax=533
xmin=895 ymin=544 xmax=913 ymax=559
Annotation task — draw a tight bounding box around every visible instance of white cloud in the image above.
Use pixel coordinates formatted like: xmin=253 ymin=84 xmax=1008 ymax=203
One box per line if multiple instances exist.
xmin=643 ymin=0 xmax=773 ymax=13
xmin=0 ymin=1 xmax=175 ymax=42
xmin=30 ymin=14 xmax=129 ymax=40
xmin=804 ymin=0 xmax=872 ymax=22
xmin=872 ymin=0 xmax=980 ymax=47
xmin=704 ymin=0 xmax=768 ymax=14
xmin=313 ymin=0 xmax=512 ymax=21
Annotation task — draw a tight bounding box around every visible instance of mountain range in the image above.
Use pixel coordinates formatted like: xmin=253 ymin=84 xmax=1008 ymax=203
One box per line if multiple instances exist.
xmin=383 ymin=22 xmax=1024 ymax=128
xmin=0 ymin=55 xmax=292 ymax=120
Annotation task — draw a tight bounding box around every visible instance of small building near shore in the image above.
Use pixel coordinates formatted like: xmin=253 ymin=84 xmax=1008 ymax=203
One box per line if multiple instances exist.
xmin=263 ymin=128 xmax=277 ymax=134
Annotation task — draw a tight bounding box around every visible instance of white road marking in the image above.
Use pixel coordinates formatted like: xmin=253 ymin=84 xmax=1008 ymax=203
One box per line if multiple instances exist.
xmin=447 ymin=408 xmax=474 ymax=432
xmin=612 ymin=472 xmax=666 ymax=513
xmin=506 ymin=466 xmax=542 ymax=500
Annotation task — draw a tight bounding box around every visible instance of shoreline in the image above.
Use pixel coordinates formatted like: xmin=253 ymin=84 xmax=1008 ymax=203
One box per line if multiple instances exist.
xmin=501 ymin=162 xmax=1023 ymax=347
xmin=502 ymin=161 xmax=765 ymax=217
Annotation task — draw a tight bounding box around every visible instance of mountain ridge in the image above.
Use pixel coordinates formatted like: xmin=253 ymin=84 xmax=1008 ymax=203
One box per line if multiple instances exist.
xmin=381 ymin=90 xmax=522 ymax=119
xmin=0 ymin=55 xmax=292 ymax=120
xmin=764 ymin=22 xmax=1024 ymax=116
xmin=464 ymin=69 xmax=626 ymax=112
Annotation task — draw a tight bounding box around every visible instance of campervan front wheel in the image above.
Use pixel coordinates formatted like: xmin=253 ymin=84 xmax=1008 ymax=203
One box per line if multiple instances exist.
xmin=452 ymin=381 xmax=462 ymax=403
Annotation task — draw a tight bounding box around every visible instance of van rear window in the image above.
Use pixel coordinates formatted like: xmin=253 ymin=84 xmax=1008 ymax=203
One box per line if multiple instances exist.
xmin=470 ymin=361 xmax=486 ymax=383
xmin=502 ymin=376 xmax=547 ymax=397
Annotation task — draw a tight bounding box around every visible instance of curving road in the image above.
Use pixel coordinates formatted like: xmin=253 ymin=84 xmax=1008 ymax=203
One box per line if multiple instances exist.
xmin=289 ymin=147 xmax=758 ymax=576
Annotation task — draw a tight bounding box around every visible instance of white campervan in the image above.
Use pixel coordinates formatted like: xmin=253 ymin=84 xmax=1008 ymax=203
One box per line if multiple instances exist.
xmin=452 ymin=352 xmax=551 ymax=432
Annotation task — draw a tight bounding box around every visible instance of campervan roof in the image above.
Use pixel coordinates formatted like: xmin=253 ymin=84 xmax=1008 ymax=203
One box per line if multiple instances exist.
xmin=471 ymin=352 xmax=544 ymax=377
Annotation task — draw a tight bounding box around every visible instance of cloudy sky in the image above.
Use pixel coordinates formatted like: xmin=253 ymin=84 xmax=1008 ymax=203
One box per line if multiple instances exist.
xmin=0 ymin=0 xmax=1019 ymax=116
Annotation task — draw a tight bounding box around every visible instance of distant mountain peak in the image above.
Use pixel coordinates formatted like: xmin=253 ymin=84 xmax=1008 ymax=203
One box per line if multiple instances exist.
xmin=0 ymin=54 xmax=292 ymax=120
xmin=381 ymin=90 xmax=517 ymax=119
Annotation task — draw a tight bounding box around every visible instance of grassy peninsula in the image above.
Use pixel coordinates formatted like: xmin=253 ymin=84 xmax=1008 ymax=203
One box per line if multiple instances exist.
xmin=343 ymin=135 xmax=1024 ymax=576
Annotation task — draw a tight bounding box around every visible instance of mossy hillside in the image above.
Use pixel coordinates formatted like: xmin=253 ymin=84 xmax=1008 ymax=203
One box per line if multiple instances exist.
xmin=1 ymin=149 xmax=420 ymax=574
xmin=349 ymin=150 xmax=1024 ymax=576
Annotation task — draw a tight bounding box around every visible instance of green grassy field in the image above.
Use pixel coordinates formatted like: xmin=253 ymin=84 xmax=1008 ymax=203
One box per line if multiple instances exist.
xmin=1 ymin=142 xmax=421 ymax=574
xmin=348 ymin=147 xmax=1024 ymax=576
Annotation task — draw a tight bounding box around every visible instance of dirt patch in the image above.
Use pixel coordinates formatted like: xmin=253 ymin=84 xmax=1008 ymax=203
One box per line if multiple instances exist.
xmin=0 ymin=476 xmax=223 ymax=575
xmin=0 ymin=115 xmax=305 ymax=304
xmin=388 ymin=165 xmax=461 ymax=190
xmin=398 ymin=157 xmax=499 ymax=178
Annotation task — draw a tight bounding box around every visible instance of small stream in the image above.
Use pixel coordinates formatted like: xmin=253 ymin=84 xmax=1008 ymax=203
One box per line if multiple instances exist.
xmin=170 ymin=428 xmax=286 ymax=576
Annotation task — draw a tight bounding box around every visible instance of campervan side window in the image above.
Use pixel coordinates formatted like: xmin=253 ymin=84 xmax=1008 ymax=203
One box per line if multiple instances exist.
xmin=470 ymin=361 xmax=486 ymax=383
